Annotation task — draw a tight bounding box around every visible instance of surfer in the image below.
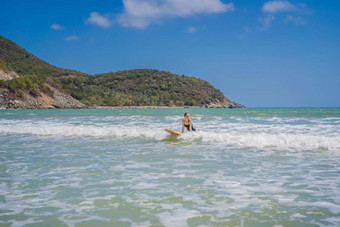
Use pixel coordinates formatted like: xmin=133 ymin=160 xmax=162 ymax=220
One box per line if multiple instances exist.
xmin=182 ymin=112 xmax=197 ymax=133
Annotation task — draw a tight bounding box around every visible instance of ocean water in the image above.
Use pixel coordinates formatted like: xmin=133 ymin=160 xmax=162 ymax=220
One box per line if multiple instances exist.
xmin=0 ymin=107 xmax=340 ymax=226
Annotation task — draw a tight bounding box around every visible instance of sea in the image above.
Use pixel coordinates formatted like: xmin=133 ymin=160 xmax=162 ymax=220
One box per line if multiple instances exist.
xmin=0 ymin=107 xmax=339 ymax=226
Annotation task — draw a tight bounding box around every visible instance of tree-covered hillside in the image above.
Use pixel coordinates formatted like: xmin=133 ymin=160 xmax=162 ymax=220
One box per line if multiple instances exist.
xmin=0 ymin=36 xmax=85 ymax=78
xmin=58 ymin=69 xmax=227 ymax=106
xmin=0 ymin=35 xmax=85 ymax=96
xmin=0 ymin=36 xmax=242 ymax=107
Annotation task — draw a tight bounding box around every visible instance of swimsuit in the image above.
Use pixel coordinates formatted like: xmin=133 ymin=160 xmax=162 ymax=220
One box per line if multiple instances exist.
xmin=184 ymin=124 xmax=196 ymax=131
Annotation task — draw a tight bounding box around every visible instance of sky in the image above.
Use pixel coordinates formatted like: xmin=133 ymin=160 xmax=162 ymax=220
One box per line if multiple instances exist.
xmin=1 ymin=0 xmax=340 ymax=107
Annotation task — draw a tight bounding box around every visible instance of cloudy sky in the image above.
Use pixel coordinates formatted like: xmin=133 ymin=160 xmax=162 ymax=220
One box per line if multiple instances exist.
xmin=1 ymin=0 xmax=340 ymax=107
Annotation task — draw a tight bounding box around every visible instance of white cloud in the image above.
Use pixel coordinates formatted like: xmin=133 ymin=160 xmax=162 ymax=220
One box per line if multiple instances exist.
xmin=65 ymin=35 xmax=79 ymax=41
xmin=117 ymin=0 xmax=235 ymax=29
xmin=262 ymin=0 xmax=297 ymax=14
xmin=86 ymin=12 xmax=112 ymax=28
xmin=187 ymin=26 xmax=197 ymax=33
xmin=258 ymin=15 xmax=275 ymax=31
xmin=285 ymin=15 xmax=305 ymax=25
xmin=50 ymin=24 xmax=63 ymax=30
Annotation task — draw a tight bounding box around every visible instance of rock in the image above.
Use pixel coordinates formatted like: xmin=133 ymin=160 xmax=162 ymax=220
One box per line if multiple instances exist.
xmin=52 ymin=104 xmax=61 ymax=109
xmin=0 ymin=69 xmax=19 ymax=81
xmin=204 ymin=98 xmax=245 ymax=108
xmin=0 ymin=85 xmax=87 ymax=109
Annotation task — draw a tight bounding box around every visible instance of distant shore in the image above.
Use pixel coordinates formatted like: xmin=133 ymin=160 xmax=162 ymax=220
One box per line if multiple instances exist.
xmin=91 ymin=105 xmax=236 ymax=109
xmin=0 ymin=105 xmax=238 ymax=110
xmin=1 ymin=87 xmax=244 ymax=109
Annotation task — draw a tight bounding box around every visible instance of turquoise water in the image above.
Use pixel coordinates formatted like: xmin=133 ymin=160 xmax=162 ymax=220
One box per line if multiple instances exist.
xmin=0 ymin=108 xmax=340 ymax=226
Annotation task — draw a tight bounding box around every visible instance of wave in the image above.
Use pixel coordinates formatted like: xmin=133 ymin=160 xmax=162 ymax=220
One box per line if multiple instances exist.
xmin=196 ymin=131 xmax=340 ymax=151
xmin=0 ymin=120 xmax=164 ymax=140
xmin=1 ymin=119 xmax=339 ymax=152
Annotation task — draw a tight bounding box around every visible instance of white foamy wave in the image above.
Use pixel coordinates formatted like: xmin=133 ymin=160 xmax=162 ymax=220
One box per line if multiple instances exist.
xmin=0 ymin=120 xmax=165 ymax=140
xmin=194 ymin=131 xmax=340 ymax=151
xmin=1 ymin=119 xmax=340 ymax=151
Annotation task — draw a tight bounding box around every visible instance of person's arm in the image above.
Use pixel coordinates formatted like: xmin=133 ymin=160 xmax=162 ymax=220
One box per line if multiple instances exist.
xmin=189 ymin=119 xmax=193 ymax=131
xmin=182 ymin=119 xmax=185 ymax=133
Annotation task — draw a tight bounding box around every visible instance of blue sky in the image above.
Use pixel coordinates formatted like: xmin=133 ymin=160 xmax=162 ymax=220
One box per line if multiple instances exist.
xmin=1 ymin=0 xmax=340 ymax=107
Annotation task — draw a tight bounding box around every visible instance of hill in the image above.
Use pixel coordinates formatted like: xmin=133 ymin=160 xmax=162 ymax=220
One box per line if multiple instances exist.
xmin=0 ymin=36 xmax=86 ymax=97
xmin=58 ymin=69 xmax=241 ymax=107
xmin=0 ymin=36 xmax=244 ymax=109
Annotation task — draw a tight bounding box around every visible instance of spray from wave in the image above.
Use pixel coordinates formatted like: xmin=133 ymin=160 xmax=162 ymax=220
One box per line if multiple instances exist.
xmin=1 ymin=119 xmax=339 ymax=152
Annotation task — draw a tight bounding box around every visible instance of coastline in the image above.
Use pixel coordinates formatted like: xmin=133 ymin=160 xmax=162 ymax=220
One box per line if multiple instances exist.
xmin=91 ymin=105 xmax=238 ymax=109
xmin=0 ymin=106 xmax=239 ymax=110
xmin=0 ymin=88 xmax=245 ymax=109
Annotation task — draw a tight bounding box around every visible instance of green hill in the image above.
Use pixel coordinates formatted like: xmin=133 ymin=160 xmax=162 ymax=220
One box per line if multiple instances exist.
xmin=0 ymin=36 xmax=85 ymax=96
xmin=58 ymin=69 xmax=230 ymax=106
xmin=0 ymin=36 xmax=85 ymax=77
xmin=0 ymin=35 xmax=243 ymax=108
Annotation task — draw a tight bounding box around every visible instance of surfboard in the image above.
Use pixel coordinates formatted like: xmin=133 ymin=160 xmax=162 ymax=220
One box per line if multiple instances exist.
xmin=164 ymin=129 xmax=182 ymax=136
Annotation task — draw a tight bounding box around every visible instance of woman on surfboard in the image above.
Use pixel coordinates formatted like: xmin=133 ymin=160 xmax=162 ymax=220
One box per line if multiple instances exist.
xmin=182 ymin=112 xmax=197 ymax=133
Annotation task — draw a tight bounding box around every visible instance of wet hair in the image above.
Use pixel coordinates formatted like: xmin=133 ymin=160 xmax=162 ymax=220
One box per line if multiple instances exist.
xmin=184 ymin=112 xmax=189 ymax=117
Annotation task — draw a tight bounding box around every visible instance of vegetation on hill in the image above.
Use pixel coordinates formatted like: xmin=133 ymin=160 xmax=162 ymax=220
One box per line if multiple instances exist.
xmin=58 ymin=69 xmax=226 ymax=106
xmin=0 ymin=36 xmax=85 ymax=77
xmin=0 ymin=36 xmax=85 ymax=96
xmin=0 ymin=35 xmax=240 ymax=107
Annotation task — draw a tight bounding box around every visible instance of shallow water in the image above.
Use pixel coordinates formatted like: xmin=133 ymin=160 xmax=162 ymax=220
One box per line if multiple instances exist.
xmin=0 ymin=108 xmax=340 ymax=226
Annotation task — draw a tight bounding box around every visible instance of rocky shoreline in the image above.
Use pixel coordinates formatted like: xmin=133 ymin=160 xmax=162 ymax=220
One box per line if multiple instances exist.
xmin=0 ymin=87 xmax=244 ymax=109
xmin=0 ymin=87 xmax=86 ymax=109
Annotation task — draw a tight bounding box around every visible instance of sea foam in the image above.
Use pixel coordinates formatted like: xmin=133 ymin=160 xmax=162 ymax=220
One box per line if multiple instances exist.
xmin=1 ymin=117 xmax=339 ymax=152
